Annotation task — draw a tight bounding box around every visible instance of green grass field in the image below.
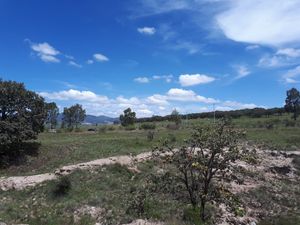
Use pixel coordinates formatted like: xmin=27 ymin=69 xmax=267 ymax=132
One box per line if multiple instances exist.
xmin=1 ymin=114 xmax=300 ymax=225
xmin=2 ymin=114 xmax=300 ymax=177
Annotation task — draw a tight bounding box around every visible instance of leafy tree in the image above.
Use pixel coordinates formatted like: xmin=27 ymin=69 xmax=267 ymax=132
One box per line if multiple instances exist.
xmin=0 ymin=80 xmax=46 ymax=155
xmin=45 ymin=102 xmax=59 ymax=129
xmin=119 ymin=108 xmax=136 ymax=127
xmin=153 ymin=121 xmax=243 ymax=221
xmin=285 ymin=88 xmax=300 ymax=120
xmin=170 ymin=109 xmax=182 ymax=125
xmin=62 ymin=104 xmax=86 ymax=130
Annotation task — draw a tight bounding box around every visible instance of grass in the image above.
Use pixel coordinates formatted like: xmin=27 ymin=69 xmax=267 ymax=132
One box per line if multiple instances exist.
xmin=1 ymin=115 xmax=300 ymax=224
xmin=0 ymin=128 xmax=189 ymax=176
xmin=2 ymin=114 xmax=300 ymax=176
xmin=0 ymin=163 xmax=193 ymax=225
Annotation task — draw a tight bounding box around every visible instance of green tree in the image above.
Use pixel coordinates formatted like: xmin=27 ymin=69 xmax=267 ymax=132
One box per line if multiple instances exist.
xmin=170 ymin=109 xmax=182 ymax=125
xmin=62 ymin=104 xmax=86 ymax=130
xmin=0 ymin=80 xmax=46 ymax=154
xmin=285 ymin=88 xmax=300 ymax=120
xmin=45 ymin=102 xmax=59 ymax=129
xmin=153 ymin=121 xmax=243 ymax=221
xmin=119 ymin=108 xmax=136 ymax=127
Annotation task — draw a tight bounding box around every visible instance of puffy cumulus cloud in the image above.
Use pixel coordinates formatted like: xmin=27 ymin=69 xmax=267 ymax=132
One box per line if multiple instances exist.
xmin=282 ymin=65 xmax=300 ymax=83
xmin=147 ymin=94 xmax=169 ymax=106
xmin=216 ymin=0 xmax=300 ymax=46
xmin=137 ymin=27 xmax=156 ymax=35
xmin=134 ymin=77 xmax=150 ymax=83
xmin=39 ymin=89 xmax=109 ymax=103
xmin=166 ymin=88 xmax=218 ymax=104
xmin=116 ymin=96 xmax=141 ymax=106
xmin=179 ymin=74 xmax=215 ymax=86
xmin=30 ymin=42 xmax=60 ymax=63
xmin=258 ymin=54 xmax=293 ymax=68
xmin=93 ymin=53 xmax=109 ymax=62
xmin=40 ymin=88 xmax=260 ymax=118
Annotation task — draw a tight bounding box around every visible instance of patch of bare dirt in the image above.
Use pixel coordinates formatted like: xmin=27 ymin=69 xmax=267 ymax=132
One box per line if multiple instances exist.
xmin=122 ymin=219 xmax=164 ymax=225
xmin=0 ymin=152 xmax=152 ymax=191
xmin=73 ymin=205 xmax=105 ymax=223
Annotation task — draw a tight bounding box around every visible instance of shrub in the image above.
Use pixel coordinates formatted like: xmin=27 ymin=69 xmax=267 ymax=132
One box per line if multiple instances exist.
xmin=166 ymin=123 xmax=180 ymax=130
xmin=265 ymin=121 xmax=274 ymax=129
xmin=284 ymin=119 xmax=296 ymax=127
xmin=53 ymin=176 xmax=71 ymax=197
xmin=153 ymin=121 xmax=244 ymax=221
xmin=147 ymin=131 xmax=155 ymax=141
xmin=140 ymin=123 xmax=156 ymax=130
xmin=98 ymin=126 xmax=107 ymax=133
xmin=125 ymin=125 xmax=136 ymax=131
xmin=107 ymin=125 xmax=116 ymax=131
xmin=167 ymin=133 xmax=177 ymax=143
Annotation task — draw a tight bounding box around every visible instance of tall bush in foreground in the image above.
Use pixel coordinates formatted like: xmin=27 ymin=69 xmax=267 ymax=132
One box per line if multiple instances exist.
xmin=153 ymin=121 xmax=243 ymax=221
xmin=0 ymin=80 xmax=46 ymax=164
xmin=285 ymin=88 xmax=300 ymax=120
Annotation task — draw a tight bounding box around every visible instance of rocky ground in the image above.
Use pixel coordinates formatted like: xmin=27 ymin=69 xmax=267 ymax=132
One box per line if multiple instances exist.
xmin=0 ymin=144 xmax=299 ymax=225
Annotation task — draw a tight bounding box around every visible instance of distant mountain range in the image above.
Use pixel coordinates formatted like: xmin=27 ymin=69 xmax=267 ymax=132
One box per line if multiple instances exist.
xmin=57 ymin=114 xmax=119 ymax=125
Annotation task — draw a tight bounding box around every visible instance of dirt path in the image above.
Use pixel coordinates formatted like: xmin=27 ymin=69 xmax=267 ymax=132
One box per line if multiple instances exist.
xmin=1 ymin=147 xmax=299 ymax=193
xmin=0 ymin=151 xmax=152 ymax=191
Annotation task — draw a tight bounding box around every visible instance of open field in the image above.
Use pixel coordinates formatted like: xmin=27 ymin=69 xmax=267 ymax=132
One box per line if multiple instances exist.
xmin=1 ymin=115 xmax=300 ymax=225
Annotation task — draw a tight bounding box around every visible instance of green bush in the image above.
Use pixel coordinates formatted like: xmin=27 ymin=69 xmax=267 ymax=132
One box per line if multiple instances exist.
xmin=125 ymin=125 xmax=136 ymax=131
xmin=107 ymin=125 xmax=116 ymax=131
xmin=166 ymin=123 xmax=180 ymax=130
xmin=53 ymin=176 xmax=71 ymax=197
xmin=98 ymin=126 xmax=107 ymax=133
xmin=140 ymin=123 xmax=156 ymax=130
xmin=147 ymin=131 xmax=155 ymax=141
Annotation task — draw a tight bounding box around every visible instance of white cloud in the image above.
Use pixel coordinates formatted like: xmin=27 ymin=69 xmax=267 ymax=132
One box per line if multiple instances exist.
xmin=258 ymin=54 xmax=296 ymax=68
xmin=137 ymin=27 xmax=156 ymax=35
xmin=276 ymin=48 xmax=300 ymax=58
xmin=167 ymin=88 xmax=218 ymax=104
xmin=216 ymin=0 xmax=300 ymax=46
xmin=30 ymin=42 xmax=60 ymax=63
xmin=282 ymin=65 xmax=300 ymax=83
xmin=40 ymin=88 xmax=259 ymax=117
xmin=68 ymin=61 xmax=82 ymax=68
xmin=40 ymin=54 xmax=60 ymax=63
xmin=93 ymin=53 xmax=109 ymax=62
xmin=134 ymin=77 xmax=150 ymax=83
xmin=147 ymin=94 xmax=169 ymax=106
xmin=179 ymin=74 xmax=215 ymax=86
xmin=39 ymin=89 xmax=109 ymax=103
xmin=233 ymin=65 xmax=251 ymax=79
xmin=31 ymin=42 xmax=60 ymax=56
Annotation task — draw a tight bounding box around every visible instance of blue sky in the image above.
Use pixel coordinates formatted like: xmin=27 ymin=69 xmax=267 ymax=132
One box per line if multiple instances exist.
xmin=1 ymin=0 xmax=300 ymax=117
